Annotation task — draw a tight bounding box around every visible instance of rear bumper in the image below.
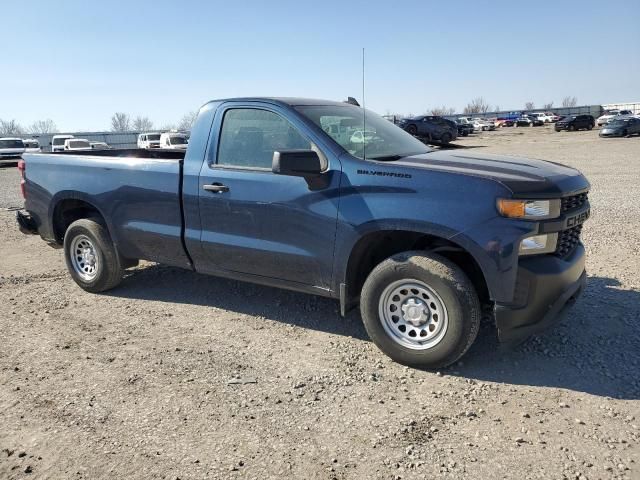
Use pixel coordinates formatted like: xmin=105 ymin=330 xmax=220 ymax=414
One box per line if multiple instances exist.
xmin=16 ymin=210 xmax=38 ymax=235
xmin=495 ymin=244 xmax=586 ymax=346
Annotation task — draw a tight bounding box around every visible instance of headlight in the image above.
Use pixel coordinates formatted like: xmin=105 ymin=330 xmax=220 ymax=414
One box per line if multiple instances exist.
xmin=519 ymin=233 xmax=558 ymax=256
xmin=497 ymin=198 xmax=560 ymax=219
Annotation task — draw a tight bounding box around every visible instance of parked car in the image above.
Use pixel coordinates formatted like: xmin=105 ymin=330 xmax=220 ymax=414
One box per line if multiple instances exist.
xmin=555 ymin=115 xmax=595 ymax=132
xmin=16 ymin=97 xmax=591 ymax=369
xmin=456 ymin=121 xmax=474 ymax=137
xmin=515 ymin=116 xmax=536 ymax=127
xmin=23 ymin=139 xmax=41 ymax=153
xmin=596 ymin=110 xmax=633 ymax=126
xmin=64 ymin=139 xmax=92 ymax=151
xmin=472 ymin=118 xmax=496 ymax=131
xmin=0 ymin=138 xmax=25 ymax=158
xmin=521 ymin=115 xmax=544 ymax=127
xmin=51 ymin=134 xmax=74 ymax=152
xmin=90 ymin=142 xmax=111 ymax=150
xmin=599 ymin=117 xmax=640 ymax=137
xmin=549 ymin=113 xmax=562 ymax=122
xmin=528 ymin=112 xmax=552 ymax=124
xmin=137 ymin=133 xmax=162 ymax=149
xmin=160 ymin=132 xmax=189 ymax=150
xmin=397 ymin=115 xmax=458 ymax=144
xmin=496 ymin=118 xmax=514 ymax=127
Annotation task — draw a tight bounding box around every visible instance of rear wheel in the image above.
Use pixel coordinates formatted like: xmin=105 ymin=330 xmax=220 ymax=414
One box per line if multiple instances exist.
xmin=587 ymin=124 xmax=593 ymax=130
xmin=440 ymin=133 xmax=452 ymax=145
xmin=568 ymin=125 xmax=575 ymax=132
xmin=63 ymin=218 xmax=124 ymax=293
xmin=360 ymin=252 xmax=481 ymax=368
xmin=406 ymin=125 xmax=417 ymax=135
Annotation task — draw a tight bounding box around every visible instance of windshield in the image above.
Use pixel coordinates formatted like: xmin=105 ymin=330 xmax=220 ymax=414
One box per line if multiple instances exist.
xmin=0 ymin=139 xmax=24 ymax=149
xmin=296 ymin=104 xmax=431 ymax=160
xmin=147 ymin=134 xmax=161 ymax=141
xmin=609 ymin=119 xmax=629 ymax=126
xmin=24 ymin=140 xmax=38 ymax=148
xmin=53 ymin=137 xmax=69 ymax=145
xmin=170 ymin=136 xmax=187 ymax=145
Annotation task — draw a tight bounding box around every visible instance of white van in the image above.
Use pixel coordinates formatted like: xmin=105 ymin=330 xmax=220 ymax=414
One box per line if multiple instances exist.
xmin=137 ymin=132 xmax=162 ymax=149
xmin=51 ymin=134 xmax=74 ymax=152
xmin=0 ymin=138 xmax=25 ymax=158
xmin=63 ymin=139 xmax=92 ymax=151
xmin=23 ymin=139 xmax=41 ymax=152
xmin=160 ymin=132 xmax=189 ymax=150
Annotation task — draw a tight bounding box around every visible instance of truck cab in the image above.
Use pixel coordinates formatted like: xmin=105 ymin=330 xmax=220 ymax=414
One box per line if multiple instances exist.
xmin=137 ymin=133 xmax=162 ymax=149
xmin=63 ymin=138 xmax=92 ymax=151
xmin=160 ymin=132 xmax=189 ymax=150
xmin=51 ymin=134 xmax=74 ymax=152
xmin=0 ymin=137 xmax=25 ymax=158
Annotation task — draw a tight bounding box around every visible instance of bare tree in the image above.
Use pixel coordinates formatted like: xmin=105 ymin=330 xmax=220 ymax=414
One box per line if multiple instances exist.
xmin=561 ymin=96 xmax=578 ymax=108
xmin=132 ymin=116 xmax=154 ymax=132
xmin=27 ymin=119 xmax=58 ymax=134
xmin=0 ymin=119 xmax=24 ymax=136
xmin=463 ymin=97 xmax=490 ymax=115
xmin=542 ymin=102 xmax=554 ymax=110
xmin=429 ymin=106 xmax=456 ymax=116
xmin=111 ymin=112 xmax=131 ymax=132
xmin=525 ymin=102 xmax=535 ymax=110
xmin=178 ymin=111 xmax=198 ymax=131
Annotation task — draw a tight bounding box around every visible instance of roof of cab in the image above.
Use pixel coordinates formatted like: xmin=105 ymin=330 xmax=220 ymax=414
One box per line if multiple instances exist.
xmin=206 ymin=97 xmax=351 ymax=108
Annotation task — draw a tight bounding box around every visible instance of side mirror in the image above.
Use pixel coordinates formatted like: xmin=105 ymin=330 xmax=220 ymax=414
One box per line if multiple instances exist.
xmin=272 ymin=150 xmax=323 ymax=177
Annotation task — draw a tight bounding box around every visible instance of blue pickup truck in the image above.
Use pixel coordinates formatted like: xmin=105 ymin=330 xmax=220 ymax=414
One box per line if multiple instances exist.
xmin=16 ymin=98 xmax=591 ymax=368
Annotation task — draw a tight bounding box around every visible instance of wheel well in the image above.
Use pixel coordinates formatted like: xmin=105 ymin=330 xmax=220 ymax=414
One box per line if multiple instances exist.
xmin=344 ymin=230 xmax=490 ymax=309
xmin=52 ymin=199 xmax=106 ymax=244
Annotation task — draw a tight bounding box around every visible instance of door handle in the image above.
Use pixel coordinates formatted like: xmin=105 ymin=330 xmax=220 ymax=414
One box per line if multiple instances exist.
xmin=203 ymin=183 xmax=229 ymax=193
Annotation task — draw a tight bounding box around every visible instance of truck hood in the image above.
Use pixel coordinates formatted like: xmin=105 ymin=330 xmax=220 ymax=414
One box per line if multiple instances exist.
xmin=391 ymin=150 xmax=589 ymax=196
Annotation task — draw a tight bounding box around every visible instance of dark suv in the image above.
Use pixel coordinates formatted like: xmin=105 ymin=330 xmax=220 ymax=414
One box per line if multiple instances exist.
xmin=398 ymin=116 xmax=458 ymax=144
xmin=555 ymin=115 xmax=595 ymax=132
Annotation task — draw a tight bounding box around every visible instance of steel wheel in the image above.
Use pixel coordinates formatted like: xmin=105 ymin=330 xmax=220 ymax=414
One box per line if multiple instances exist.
xmin=70 ymin=234 xmax=100 ymax=281
xmin=378 ymin=279 xmax=448 ymax=350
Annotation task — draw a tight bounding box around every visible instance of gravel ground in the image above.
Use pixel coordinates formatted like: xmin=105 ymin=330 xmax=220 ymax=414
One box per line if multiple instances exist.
xmin=1 ymin=126 xmax=639 ymax=479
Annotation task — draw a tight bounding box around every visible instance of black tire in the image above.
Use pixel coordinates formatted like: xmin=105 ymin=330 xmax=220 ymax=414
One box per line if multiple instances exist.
xmin=63 ymin=218 xmax=124 ymax=293
xmin=587 ymin=124 xmax=593 ymax=131
xmin=568 ymin=125 xmax=575 ymax=132
xmin=360 ymin=251 xmax=481 ymax=368
xmin=406 ymin=125 xmax=417 ymax=135
xmin=623 ymin=129 xmax=629 ymax=137
xmin=440 ymin=133 xmax=452 ymax=145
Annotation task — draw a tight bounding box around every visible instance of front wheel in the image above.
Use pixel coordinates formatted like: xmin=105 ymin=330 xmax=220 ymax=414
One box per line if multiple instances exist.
xmin=440 ymin=133 xmax=452 ymax=145
xmin=405 ymin=125 xmax=417 ymax=135
xmin=63 ymin=218 xmax=124 ymax=293
xmin=587 ymin=124 xmax=593 ymax=130
xmin=360 ymin=252 xmax=481 ymax=368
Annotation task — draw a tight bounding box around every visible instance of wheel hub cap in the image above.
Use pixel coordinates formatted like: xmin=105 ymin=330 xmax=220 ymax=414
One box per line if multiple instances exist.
xmin=378 ymin=280 xmax=449 ymax=350
xmin=70 ymin=235 xmax=99 ymax=281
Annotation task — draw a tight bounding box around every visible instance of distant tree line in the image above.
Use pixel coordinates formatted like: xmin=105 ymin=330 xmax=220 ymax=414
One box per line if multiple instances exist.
xmin=0 ymin=118 xmax=58 ymax=136
xmin=110 ymin=111 xmax=198 ymax=132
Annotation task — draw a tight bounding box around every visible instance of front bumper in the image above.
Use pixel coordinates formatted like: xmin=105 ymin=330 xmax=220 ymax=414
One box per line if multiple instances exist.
xmin=495 ymin=244 xmax=586 ymax=346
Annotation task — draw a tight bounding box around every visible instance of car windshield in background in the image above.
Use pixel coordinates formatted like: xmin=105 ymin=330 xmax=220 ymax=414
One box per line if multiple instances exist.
xmin=52 ymin=138 xmax=67 ymax=145
xmin=170 ymin=136 xmax=187 ymax=145
xmin=148 ymin=134 xmax=161 ymax=141
xmin=296 ymin=104 xmax=431 ymax=160
xmin=0 ymin=139 xmax=24 ymax=148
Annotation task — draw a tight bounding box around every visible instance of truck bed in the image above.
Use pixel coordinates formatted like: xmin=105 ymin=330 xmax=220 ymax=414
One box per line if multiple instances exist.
xmin=23 ymin=150 xmax=191 ymax=269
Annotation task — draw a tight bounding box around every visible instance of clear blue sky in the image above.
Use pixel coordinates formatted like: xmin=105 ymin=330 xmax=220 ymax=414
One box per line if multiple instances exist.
xmin=2 ymin=0 xmax=639 ymax=131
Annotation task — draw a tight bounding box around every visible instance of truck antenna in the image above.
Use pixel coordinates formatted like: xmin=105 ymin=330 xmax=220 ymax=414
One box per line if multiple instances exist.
xmin=362 ymin=47 xmax=366 ymax=160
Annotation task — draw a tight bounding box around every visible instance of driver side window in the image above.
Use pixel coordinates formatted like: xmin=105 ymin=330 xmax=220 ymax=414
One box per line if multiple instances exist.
xmin=217 ymin=108 xmax=311 ymax=169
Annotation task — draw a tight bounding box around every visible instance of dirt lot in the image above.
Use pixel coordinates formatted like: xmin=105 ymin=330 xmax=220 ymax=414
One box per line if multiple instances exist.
xmin=1 ymin=126 xmax=639 ymax=479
